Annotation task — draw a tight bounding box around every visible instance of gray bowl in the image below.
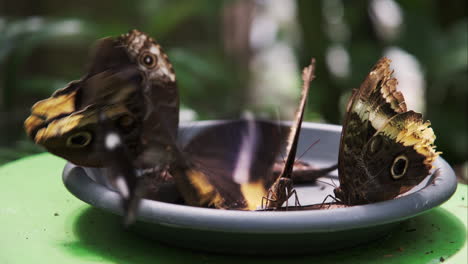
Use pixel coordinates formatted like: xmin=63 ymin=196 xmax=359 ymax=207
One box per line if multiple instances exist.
xmin=63 ymin=121 xmax=457 ymax=254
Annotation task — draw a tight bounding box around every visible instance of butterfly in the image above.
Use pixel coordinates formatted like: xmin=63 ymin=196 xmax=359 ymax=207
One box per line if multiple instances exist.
xmin=333 ymin=57 xmax=439 ymax=205
xmin=262 ymin=59 xmax=333 ymax=210
xmin=24 ymin=29 xmax=179 ymax=168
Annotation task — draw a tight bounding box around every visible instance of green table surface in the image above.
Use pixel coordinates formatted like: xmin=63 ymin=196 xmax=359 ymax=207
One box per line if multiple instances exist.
xmin=0 ymin=153 xmax=467 ymax=264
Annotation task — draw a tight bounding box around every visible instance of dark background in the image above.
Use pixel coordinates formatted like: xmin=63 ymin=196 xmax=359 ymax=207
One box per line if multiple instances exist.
xmin=0 ymin=0 xmax=466 ymax=181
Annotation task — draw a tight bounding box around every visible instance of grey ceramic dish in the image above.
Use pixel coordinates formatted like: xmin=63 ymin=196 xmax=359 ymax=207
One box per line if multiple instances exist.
xmin=63 ymin=121 xmax=457 ymax=254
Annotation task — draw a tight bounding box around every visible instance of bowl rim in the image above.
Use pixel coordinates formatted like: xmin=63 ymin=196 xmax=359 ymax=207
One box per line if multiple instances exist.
xmin=63 ymin=121 xmax=457 ymax=234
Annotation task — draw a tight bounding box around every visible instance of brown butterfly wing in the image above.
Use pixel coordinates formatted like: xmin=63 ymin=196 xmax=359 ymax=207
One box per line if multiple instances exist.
xmin=85 ymin=37 xmax=133 ymax=77
xmin=180 ymin=120 xmax=286 ymax=210
xmin=91 ymin=30 xmax=179 ymax=222
xmin=24 ymin=70 xmax=142 ymax=167
xmin=338 ymin=58 xmax=404 ymax=171
xmin=336 ymin=58 xmax=438 ymax=205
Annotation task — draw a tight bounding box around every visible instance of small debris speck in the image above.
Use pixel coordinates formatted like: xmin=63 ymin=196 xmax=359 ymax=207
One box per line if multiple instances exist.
xmin=440 ymin=257 xmax=445 ymax=262
xmin=54 ymin=213 xmax=59 ymax=216
xmin=405 ymin=228 xmax=417 ymax=232
xmin=398 ymin=247 xmax=404 ymax=252
xmin=462 ymin=197 xmax=464 ymax=200
xmin=384 ymin=254 xmax=393 ymax=258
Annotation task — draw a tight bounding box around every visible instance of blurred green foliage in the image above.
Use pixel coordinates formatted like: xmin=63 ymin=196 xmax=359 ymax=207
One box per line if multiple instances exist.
xmin=0 ymin=0 xmax=466 ymax=168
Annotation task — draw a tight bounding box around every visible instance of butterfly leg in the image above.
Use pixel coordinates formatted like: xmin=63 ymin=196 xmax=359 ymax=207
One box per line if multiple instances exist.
xmin=279 ymin=186 xmax=300 ymax=210
xmin=283 ymin=186 xmax=289 ymax=209
xmin=262 ymin=197 xmax=276 ymax=209
xmin=285 ymin=188 xmax=301 ymax=209
xmin=291 ymin=189 xmax=301 ymax=207
xmin=319 ymin=194 xmax=339 ymax=209
xmin=261 ymin=190 xmax=279 ymax=209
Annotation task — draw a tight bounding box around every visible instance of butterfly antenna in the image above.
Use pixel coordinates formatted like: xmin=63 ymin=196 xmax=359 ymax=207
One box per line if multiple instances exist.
xmin=279 ymin=148 xmax=286 ymax=163
xmin=296 ymin=139 xmax=320 ymax=163
xmin=330 ymin=176 xmax=338 ymax=188
xmin=319 ymin=194 xmax=339 ymax=209
xmin=315 ymin=179 xmax=337 ymax=188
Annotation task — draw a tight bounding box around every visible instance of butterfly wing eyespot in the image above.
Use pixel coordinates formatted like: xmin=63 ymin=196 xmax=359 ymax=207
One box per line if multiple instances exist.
xmin=139 ymin=52 xmax=158 ymax=69
xmin=391 ymin=155 xmax=409 ymax=179
xmin=66 ymin=131 xmax=92 ymax=148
